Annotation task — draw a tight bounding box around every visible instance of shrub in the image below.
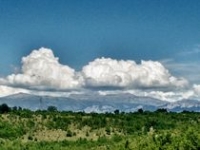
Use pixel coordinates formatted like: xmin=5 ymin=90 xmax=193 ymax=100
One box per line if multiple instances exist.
xmin=66 ymin=130 xmax=73 ymax=137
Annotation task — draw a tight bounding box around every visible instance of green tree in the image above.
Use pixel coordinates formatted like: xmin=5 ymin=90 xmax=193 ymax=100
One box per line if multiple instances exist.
xmin=47 ymin=106 xmax=57 ymax=112
xmin=0 ymin=103 xmax=10 ymax=113
xmin=114 ymin=109 xmax=120 ymax=115
xmin=138 ymin=108 xmax=144 ymax=113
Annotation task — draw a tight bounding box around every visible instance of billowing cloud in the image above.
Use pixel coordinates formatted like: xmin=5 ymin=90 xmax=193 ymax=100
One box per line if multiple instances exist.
xmin=0 ymin=47 xmax=189 ymax=97
xmin=82 ymin=57 xmax=188 ymax=89
xmin=1 ymin=48 xmax=83 ymax=90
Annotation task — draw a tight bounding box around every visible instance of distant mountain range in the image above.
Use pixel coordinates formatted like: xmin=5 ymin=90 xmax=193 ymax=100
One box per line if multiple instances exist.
xmin=0 ymin=93 xmax=200 ymax=113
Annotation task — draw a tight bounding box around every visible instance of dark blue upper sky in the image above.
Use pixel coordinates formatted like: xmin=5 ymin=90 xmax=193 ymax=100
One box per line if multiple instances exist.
xmin=0 ymin=0 xmax=200 ymax=77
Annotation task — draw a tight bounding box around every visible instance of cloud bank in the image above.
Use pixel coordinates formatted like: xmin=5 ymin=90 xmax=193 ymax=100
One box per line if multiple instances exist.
xmin=0 ymin=47 xmax=188 ymax=90
xmin=1 ymin=48 xmax=82 ymax=90
xmin=82 ymin=58 xmax=188 ymax=89
xmin=0 ymin=47 xmax=198 ymax=101
xmin=0 ymin=85 xmax=29 ymax=97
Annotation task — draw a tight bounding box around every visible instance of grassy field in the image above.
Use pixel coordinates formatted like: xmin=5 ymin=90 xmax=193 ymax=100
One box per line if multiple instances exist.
xmin=0 ymin=105 xmax=200 ymax=149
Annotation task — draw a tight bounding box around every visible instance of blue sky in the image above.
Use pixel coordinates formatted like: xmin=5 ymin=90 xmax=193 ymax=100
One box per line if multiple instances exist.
xmin=0 ymin=0 xmax=200 ymax=100
xmin=1 ymin=0 xmax=200 ymax=72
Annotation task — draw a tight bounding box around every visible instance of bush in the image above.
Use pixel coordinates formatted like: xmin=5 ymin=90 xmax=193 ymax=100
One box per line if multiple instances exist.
xmin=66 ymin=130 xmax=73 ymax=137
xmin=28 ymin=135 xmax=33 ymax=140
xmin=105 ymin=127 xmax=111 ymax=135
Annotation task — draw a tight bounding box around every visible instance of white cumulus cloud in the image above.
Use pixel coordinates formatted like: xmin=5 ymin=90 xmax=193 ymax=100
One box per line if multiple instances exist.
xmin=0 ymin=47 xmax=189 ymax=95
xmin=82 ymin=57 xmax=188 ymax=89
xmin=1 ymin=48 xmax=83 ymax=90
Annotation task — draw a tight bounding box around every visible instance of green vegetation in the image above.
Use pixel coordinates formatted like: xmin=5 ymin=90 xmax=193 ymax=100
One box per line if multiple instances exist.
xmin=0 ymin=104 xmax=199 ymax=149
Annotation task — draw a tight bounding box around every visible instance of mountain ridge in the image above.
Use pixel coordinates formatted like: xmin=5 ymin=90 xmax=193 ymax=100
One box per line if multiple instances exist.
xmin=0 ymin=93 xmax=199 ymax=112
